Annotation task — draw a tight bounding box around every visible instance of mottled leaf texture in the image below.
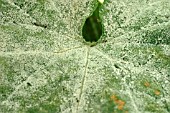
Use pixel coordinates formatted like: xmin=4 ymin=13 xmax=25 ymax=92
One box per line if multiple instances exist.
xmin=0 ymin=0 xmax=170 ymax=113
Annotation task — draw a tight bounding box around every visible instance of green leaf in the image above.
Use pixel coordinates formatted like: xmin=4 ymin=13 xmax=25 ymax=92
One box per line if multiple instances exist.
xmin=0 ymin=0 xmax=170 ymax=113
xmin=82 ymin=2 xmax=102 ymax=42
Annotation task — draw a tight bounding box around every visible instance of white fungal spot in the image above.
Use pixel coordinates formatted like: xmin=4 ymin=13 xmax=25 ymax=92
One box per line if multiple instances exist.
xmin=98 ymin=0 xmax=104 ymax=4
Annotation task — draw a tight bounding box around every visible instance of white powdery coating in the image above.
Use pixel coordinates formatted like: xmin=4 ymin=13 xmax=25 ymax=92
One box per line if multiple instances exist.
xmin=0 ymin=0 xmax=170 ymax=113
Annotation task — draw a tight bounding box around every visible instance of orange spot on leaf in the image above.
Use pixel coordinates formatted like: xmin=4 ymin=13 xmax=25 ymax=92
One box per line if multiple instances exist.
xmin=117 ymin=100 xmax=125 ymax=110
xmin=110 ymin=95 xmax=117 ymax=101
xmin=154 ymin=90 xmax=161 ymax=95
xmin=144 ymin=81 xmax=150 ymax=87
xmin=110 ymin=94 xmax=125 ymax=110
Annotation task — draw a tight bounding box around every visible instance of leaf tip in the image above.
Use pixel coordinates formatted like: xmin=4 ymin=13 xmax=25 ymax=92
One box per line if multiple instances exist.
xmin=98 ymin=0 xmax=104 ymax=4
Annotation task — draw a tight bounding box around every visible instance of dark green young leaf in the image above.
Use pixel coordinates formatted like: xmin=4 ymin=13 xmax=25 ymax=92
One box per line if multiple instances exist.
xmin=82 ymin=2 xmax=102 ymax=42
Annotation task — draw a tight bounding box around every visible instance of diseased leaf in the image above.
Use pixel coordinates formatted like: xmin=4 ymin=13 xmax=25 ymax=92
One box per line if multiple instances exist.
xmin=0 ymin=0 xmax=170 ymax=113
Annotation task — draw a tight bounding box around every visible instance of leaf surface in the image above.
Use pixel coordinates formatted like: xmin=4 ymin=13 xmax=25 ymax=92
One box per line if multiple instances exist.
xmin=0 ymin=0 xmax=170 ymax=113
